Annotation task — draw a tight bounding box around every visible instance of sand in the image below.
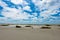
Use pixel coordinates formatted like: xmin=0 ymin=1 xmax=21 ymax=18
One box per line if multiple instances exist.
xmin=0 ymin=26 xmax=60 ymax=40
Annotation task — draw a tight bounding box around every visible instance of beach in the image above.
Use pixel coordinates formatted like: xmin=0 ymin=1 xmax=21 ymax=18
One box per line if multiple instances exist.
xmin=0 ymin=25 xmax=60 ymax=40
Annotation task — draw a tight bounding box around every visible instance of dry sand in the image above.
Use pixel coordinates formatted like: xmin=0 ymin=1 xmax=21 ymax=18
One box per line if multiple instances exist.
xmin=0 ymin=26 xmax=60 ymax=40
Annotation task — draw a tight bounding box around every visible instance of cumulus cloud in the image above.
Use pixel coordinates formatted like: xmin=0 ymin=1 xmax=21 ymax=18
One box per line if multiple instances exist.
xmin=2 ymin=7 xmax=34 ymax=19
xmin=0 ymin=0 xmax=60 ymax=24
xmin=11 ymin=0 xmax=23 ymax=4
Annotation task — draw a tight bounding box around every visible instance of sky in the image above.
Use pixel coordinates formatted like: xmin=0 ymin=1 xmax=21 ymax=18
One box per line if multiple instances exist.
xmin=0 ymin=0 xmax=60 ymax=24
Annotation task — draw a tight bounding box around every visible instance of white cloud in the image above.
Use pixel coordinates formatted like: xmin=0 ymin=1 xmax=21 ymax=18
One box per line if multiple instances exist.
xmin=2 ymin=6 xmax=36 ymax=20
xmin=0 ymin=0 xmax=7 ymax=7
xmin=38 ymin=0 xmax=60 ymax=19
xmin=11 ymin=0 xmax=23 ymax=4
xmin=0 ymin=0 xmax=60 ymax=24
xmin=0 ymin=0 xmax=38 ymax=20
xmin=23 ymin=6 xmax=32 ymax=11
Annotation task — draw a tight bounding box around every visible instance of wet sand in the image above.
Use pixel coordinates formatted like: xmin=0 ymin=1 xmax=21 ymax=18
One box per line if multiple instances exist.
xmin=0 ymin=26 xmax=60 ymax=40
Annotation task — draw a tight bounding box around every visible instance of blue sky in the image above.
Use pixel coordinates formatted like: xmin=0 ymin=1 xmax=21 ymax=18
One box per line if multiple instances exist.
xmin=0 ymin=0 xmax=60 ymax=24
